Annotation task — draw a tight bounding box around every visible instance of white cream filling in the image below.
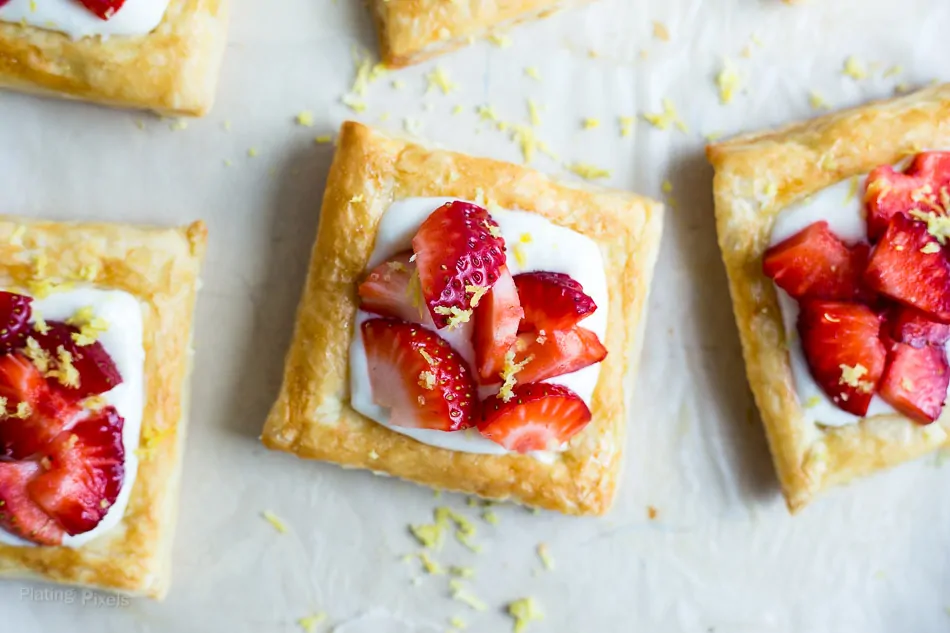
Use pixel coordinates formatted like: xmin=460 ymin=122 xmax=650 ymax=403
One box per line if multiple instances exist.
xmin=349 ymin=197 xmax=609 ymax=457
xmin=0 ymin=288 xmax=145 ymax=548
xmin=0 ymin=0 xmax=169 ymax=39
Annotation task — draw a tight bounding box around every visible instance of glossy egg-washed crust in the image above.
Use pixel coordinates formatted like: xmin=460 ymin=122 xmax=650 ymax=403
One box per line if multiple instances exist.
xmin=262 ymin=121 xmax=664 ymax=515
xmin=373 ymin=0 xmax=593 ymax=68
xmin=706 ymin=83 xmax=950 ymax=513
xmin=0 ymin=0 xmax=229 ymax=116
xmin=0 ymin=219 xmax=206 ymax=598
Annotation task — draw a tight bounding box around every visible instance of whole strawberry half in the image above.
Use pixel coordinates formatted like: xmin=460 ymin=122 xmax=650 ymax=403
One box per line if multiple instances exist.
xmin=473 ymin=266 xmax=523 ymax=382
xmin=513 ymin=327 xmax=607 ymax=385
xmin=514 ymin=271 xmax=598 ymax=333
xmin=879 ymin=342 xmax=950 ymax=424
xmin=863 ymin=214 xmax=950 ymax=323
xmin=865 ymin=151 xmax=950 ymax=241
xmin=888 ymin=305 xmax=950 ymax=349
xmin=78 ymin=0 xmax=127 ymax=20
xmin=361 ymin=318 xmax=478 ymax=431
xmin=29 ymin=406 xmax=125 ymax=536
xmin=762 ymin=221 xmax=871 ymax=302
xmin=0 ymin=291 xmax=32 ymax=352
xmin=411 ymin=201 xmax=506 ymax=329
xmin=32 ymin=321 xmax=123 ymax=398
xmin=797 ymin=301 xmax=887 ymax=416
xmin=0 ymin=461 xmax=65 ymax=546
xmin=0 ymin=353 xmax=80 ymax=460
xmin=479 ymin=383 xmax=591 ymax=453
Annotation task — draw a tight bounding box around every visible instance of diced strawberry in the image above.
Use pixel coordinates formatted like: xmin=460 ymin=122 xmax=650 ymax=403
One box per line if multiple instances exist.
xmin=411 ymin=201 xmax=506 ymax=329
xmin=473 ymin=266 xmax=524 ymax=382
xmin=0 ymin=353 xmax=79 ymax=460
xmin=863 ymin=214 xmax=950 ymax=323
xmin=762 ymin=221 xmax=870 ymax=301
xmin=77 ymin=0 xmax=126 ymax=20
xmin=797 ymin=301 xmax=887 ymax=416
xmin=514 ymin=272 xmax=598 ymax=333
xmin=0 ymin=461 xmax=64 ymax=546
xmin=478 ymin=383 xmax=592 ymax=453
xmin=865 ymin=151 xmax=950 ymax=241
xmin=513 ymin=327 xmax=607 ymax=385
xmin=31 ymin=322 xmax=123 ymax=398
xmin=361 ymin=319 xmax=478 ymax=431
xmin=29 ymin=406 xmax=125 ymax=536
xmin=888 ymin=305 xmax=950 ymax=349
xmin=357 ymin=252 xmax=431 ymax=325
xmin=0 ymin=291 xmax=32 ymax=352
xmin=879 ymin=343 xmax=950 ymax=424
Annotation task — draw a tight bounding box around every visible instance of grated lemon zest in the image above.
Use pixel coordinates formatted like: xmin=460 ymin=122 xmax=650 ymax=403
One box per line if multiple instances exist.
xmin=512 ymin=243 xmax=528 ymax=268
xmin=508 ymin=597 xmax=543 ymax=632
xmin=315 ymin=135 xmax=333 ymax=144
xmin=567 ymin=163 xmax=611 ymax=180
xmin=66 ymin=306 xmax=109 ymax=346
xmin=524 ymin=66 xmax=541 ymax=80
xmin=910 ymin=209 xmax=950 ymax=244
xmin=261 ymin=510 xmax=289 ymax=534
xmin=922 ymin=242 xmax=941 ymax=254
xmin=843 ymin=55 xmax=868 ymax=80
xmin=426 ymin=65 xmax=458 ymax=95
xmin=449 ymin=616 xmax=467 ymax=630
xmin=476 ymin=104 xmax=499 ymax=122
xmin=297 ymin=612 xmax=327 ymax=633
xmin=449 ymin=566 xmax=475 ymax=578
xmin=482 ymin=509 xmax=499 ymax=525
xmin=434 ymin=306 xmax=473 ymax=330
xmin=465 ymin=285 xmax=489 ymax=308
xmin=582 ymin=118 xmax=600 ymax=130
xmin=488 ymin=32 xmax=512 ymax=47
xmin=642 ymin=98 xmax=688 ymax=132
xmin=652 ymin=20 xmax=670 ymax=40
xmin=409 ymin=523 xmax=444 ymax=550
xmin=498 ymin=349 xmax=532 ymax=402
xmin=661 ymin=180 xmax=673 ymax=194
xmin=537 ymin=543 xmax=554 ymax=570
xmin=839 ymin=363 xmax=874 ymax=394
xmin=883 ymin=65 xmax=903 ymax=78
xmin=519 ymin=232 xmax=533 ymax=244
xmin=48 ymin=346 xmax=79 ymax=388
xmin=296 ymin=111 xmax=315 ymax=127
xmin=450 ymin=580 xmax=488 ymax=611
xmin=804 ymin=395 xmax=821 ymax=408
xmin=526 ymin=99 xmax=542 ymax=127
xmin=808 ymin=90 xmax=831 ymax=110
xmin=419 ymin=370 xmax=437 ymax=390
xmin=716 ymin=58 xmax=742 ymax=104
xmin=619 ymin=116 xmax=635 ymax=138
xmin=510 ymin=124 xmax=537 ymax=164
xmin=13 ymin=401 xmax=31 ymax=419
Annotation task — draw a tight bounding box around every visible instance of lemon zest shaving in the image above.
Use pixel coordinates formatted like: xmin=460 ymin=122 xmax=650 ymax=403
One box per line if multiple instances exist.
xmin=843 ymin=55 xmax=868 ymax=80
xmin=508 ymin=597 xmax=543 ymax=632
xmin=426 ymin=65 xmax=458 ymax=94
xmin=498 ymin=349 xmax=532 ymax=402
xmin=642 ymin=98 xmax=688 ymax=132
xmin=537 ymin=543 xmax=554 ymax=570
xmin=582 ymin=118 xmax=600 ymax=129
xmin=524 ymin=66 xmax=541 ymax=80
xmin=434 ymin=306 xmax=473 ymax=330
xmin=261 ymin=510 xmax=289 ymax=534
xmin=716 ymin=58 xmax=742 ymax=104
xmin=450 ymin=580 xmax=488 ymax=611
xmin=465 ymin=285 xmax=489 ymax=308
xmin=567 ymin=163 xmax=611 ymax=180
xmin=619 ymin=116 xmax=635 ymax=138
xmin=296 ymin=111 xmax=314 ymax=127
xmin=297 ymin=612 xmax=327 ymax=633
xmin=839 ymin=363 xmax=874 ymax=394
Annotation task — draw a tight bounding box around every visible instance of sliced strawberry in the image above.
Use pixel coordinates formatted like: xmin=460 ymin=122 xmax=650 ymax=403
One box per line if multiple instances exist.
xmin=762 ymin=221 xmax=870 ymax=301
xmin=411 ymin=201 xmax=506 ymax=329
xmin=865 ymin=151 xmax=950 ymax=241
xmin=361 ymin=319 xmax=478 ymax=431
xmin=0 ymin=353 xmax=79 ymax=460
xmin=863 ymin=214 xmax=950 ymax=323
xmin=478 ymin=383 xmax=592 ymax=453
xmin=473 ymin=266 xmax=524 ymax=382
xmin=514 ymin=272 xmax=598 ymax=333
xmin=77 ymin=0 xmax=127 ymax=20
xmin=31 ymin=321 xmax=123 ymax=398
xmin=888 ymin=305 xmax=950 ymax=349
xmin=0 ymin=461 xmax=64 ymax=546
xmin=797 ymin=301 xmax=887 ymax=416
xmin=879 ymin=343 xmax=950 ymax=424
xmin=357 ymin=252 xmax=430 ymax=325
xmin=0 ymin=291 xmax=32 ymax=352
xmin=29 ymin=406 xmax=125 ymax=536
xmin=513 ymin=327 xmax=607 ymax=385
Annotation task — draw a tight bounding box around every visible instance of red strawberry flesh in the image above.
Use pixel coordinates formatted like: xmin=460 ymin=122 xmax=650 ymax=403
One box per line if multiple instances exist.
xmin=879 ymin=342 xmax=950 ymax=424
xmin=473 ymin=266 xmax=524 ymax=382
xmin=888 ymin=306 xmax=950 ymax=349
xmin=361 ymin=318 xmax=478 ymax=431
xmin=797 ymin=301 xmax=886 ymax=416
xmin=865 ymin=151 xmax=950 ymax=241
xmin=31 ymin=321 xmax=123 ymax=398
xmin=478 ymin=383 xmax=592 ymax=453
xmin=357 ymin=251 xmax=430 ymax=325
xmin=0 ymin=461 xmax=64 ymax=546
xmin=513 ymin=327 xmax=607 ymax=385
xmin=514 ymin=272 xmax=598 ymax=332
xmin=411 ymin=201 xmax=506 ymax=329
xmin=77 ymin=0 xmax=127 ymax=20
xmin=0 ymin=291 xmax=32 ymax=352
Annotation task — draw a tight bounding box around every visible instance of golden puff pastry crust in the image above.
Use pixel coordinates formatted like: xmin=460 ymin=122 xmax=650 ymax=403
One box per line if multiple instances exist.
xmin=372 ymin=0 xmax=592 ymax=68
xmin=706 ymin=83 xmax=950 ymax=513
xmin=262 ymin=121 xmax=664 ymax=516
xmin=0 ymin=218 xmax=207 ymax=598
xmin=0 ymin=0 xmax=229 ymax=116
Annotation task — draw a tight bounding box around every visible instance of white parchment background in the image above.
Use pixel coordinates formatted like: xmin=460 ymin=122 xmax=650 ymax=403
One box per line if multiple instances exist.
xmin=3 ymin=0 xmax=950 ymax=631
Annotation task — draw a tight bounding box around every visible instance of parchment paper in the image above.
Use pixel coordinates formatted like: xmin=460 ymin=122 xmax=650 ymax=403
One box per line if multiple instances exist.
xmin=3 ymin=0 xmax=950 ymax=631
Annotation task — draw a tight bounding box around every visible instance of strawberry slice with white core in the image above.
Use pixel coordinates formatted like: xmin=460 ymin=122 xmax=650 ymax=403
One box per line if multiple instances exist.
xmin=0 ymin=353 xmax=80 ymax=460
xmin=362 ymin=318 xmax=478 ymax=431
xmin=864 ymin=214 xmax=950 ymax=323
xmin=0 ymin=291 xmax=32 ymax=352
xmin=513 ymin=327 xmax=607 ymax=385
xmin=0 ymin=461 xmax=64 ymax=546
xmin=514 ymin=272 xmax=597 ymax=333
xmin=479 ymin=383 xmax=592 ymax=453
xmin=865 ymin=151 xmax=950 ymax=241
xmin=797 ymin=301 xmax=887 ymax=416
xmin=31 ymin=321 xmax=123 ymax=398
xmin=888 ymin=305 xmax=950 ymax=349
xmin=358 ymin=251 xmax=431 ymax=325
xmin=29 ymin=406 xmax=125 ymax=536
xmin=762 ymin=221 xmax=870 ymax=301
xmin=411 ymin=201 xmax=506 ymax=329
xmin=879 ymin=342 xmax=950 ymax=424
xmin=473 ymin=266 xmax=524 ymax=382
xmin=78 ymin=0 xmax=127 ymax=20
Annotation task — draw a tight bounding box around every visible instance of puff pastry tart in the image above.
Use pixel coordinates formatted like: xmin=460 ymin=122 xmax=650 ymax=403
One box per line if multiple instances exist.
xmin=0 ymin=218 xmax=206 ymax=598
xmin=372 ymin=0 xmax=592 ymax=68
xmin=262 ymin=121 xmax=663 ymax=515
xmin=0 ymin=0 xmax=229 ymax=116
xmin=707 ymin=84 xmax=950 ymax=513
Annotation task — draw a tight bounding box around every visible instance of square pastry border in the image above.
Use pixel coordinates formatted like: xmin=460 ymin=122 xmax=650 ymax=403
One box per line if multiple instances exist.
xmin=262 ymin=120 xmax=664 ymax=516
xmin=706 ymin=83 xmax=950 ymax=513
xmin=372 ymin=0 xmax=592 ymax=68
xmin=0 ymin=218 xmax=207 ymax=598
xmin=0 ymin=0 xmax=229 ymax=116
